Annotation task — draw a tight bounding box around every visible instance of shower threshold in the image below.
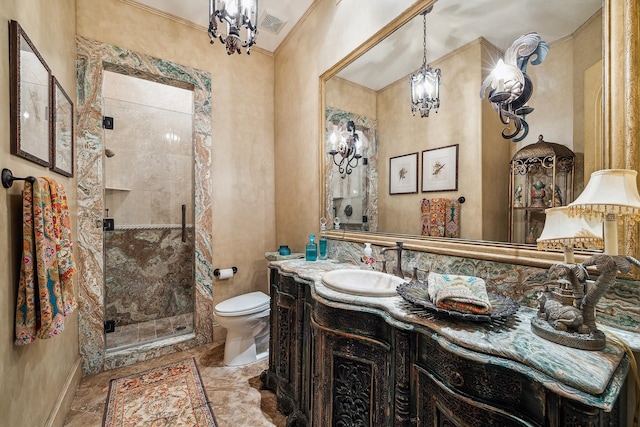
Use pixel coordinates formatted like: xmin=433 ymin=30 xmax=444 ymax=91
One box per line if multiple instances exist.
xmin=105 ymin=313 xmax=194 ymax=351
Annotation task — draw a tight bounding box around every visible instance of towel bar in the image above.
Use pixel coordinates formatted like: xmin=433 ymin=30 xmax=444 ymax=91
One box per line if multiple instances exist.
xmin=2 ymin=168 xmax=36 ymax=189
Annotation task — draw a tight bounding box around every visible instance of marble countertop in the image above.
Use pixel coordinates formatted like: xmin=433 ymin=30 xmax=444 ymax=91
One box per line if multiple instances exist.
xmin=271 ymin=259 xmax=631 ymax=409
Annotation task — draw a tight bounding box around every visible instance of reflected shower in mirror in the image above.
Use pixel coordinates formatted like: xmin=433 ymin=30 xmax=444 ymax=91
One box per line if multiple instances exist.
xmin=323 ymin=0 xmax=603 ymax=244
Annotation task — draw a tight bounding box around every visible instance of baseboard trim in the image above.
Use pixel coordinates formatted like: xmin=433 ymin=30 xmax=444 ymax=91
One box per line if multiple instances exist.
xmin=45 ymin=355 xmax=83 ymax=427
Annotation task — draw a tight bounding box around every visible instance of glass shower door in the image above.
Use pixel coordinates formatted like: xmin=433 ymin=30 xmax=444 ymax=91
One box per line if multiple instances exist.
xmin=102 ymin=71 xmax=195 ymax=350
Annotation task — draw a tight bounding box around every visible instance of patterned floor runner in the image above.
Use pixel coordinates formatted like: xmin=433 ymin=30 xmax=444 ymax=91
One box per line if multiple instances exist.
xmin=103 ymin=357 xmax=218 ymax=427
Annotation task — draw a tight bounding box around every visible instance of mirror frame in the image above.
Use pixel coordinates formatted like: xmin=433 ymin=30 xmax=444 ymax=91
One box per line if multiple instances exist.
xmin=319 ymin=0 xmax=640 ymax=272
xmin=9 ymin=20 xmax=52 ymax=167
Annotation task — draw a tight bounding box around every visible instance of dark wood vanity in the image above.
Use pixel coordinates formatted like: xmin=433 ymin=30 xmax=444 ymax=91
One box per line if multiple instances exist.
xmin=261 ymin=263 xmax=629 ymax=427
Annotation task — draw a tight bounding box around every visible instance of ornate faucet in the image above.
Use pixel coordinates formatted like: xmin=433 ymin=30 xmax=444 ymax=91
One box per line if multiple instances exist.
xmin=380 ymin=242 xmax=404 ymax=278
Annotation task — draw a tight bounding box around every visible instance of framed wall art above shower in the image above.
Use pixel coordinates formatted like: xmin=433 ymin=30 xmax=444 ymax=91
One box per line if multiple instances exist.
xmin=50 ymin=76 xmax=74 ymax=177
xmin=9 ymin=20 xmax=52 ymax=167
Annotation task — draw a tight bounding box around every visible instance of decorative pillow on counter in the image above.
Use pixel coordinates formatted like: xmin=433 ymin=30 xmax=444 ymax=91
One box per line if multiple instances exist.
xmin=427 ymin=272 xmax=492 ymax=314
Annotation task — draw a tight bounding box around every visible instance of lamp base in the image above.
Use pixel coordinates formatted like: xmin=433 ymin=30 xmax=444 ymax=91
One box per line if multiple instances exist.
xmin=530 ymin=316 xmax=606 ymax=351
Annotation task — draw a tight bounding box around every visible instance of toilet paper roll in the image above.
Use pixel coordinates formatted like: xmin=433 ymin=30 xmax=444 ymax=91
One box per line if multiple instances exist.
xmin=217 ymin=268 xmax=235 ymax=280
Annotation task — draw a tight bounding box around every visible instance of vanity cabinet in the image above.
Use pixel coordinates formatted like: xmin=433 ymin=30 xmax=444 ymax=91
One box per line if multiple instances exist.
xmin=311 ymin=300 xmax=413 ymax=426
xmin=263 ymin=266 xmax=626 ymax=427
xmin=262 ymin=269 xmax=312 ymax=426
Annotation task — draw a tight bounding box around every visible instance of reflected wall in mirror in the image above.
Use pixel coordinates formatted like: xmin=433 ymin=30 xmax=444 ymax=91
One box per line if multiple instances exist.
xmin=10 ymin=20 xmax=52 ymax=167
xmin=323 ymin=0 xmax=603 ymax=245
xmin=51 ymin=76 xmax=74 ymax=177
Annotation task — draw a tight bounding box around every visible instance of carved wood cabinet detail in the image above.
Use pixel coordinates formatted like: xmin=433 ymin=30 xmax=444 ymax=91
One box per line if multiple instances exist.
xmin=262 ymin=268 xmax=624 ymax=427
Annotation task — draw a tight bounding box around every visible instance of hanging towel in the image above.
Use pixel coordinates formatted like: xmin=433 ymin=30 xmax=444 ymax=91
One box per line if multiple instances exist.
xmin=427 ymin=272 xmax=492 ymax=314
xmin=421 ymin=198 xmax=461 ymax=238
xmin=15 ymin=178 xmax=77 ymax=345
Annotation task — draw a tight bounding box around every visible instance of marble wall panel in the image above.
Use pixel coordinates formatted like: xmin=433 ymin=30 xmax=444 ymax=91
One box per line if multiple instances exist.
xmin=104 ymin=227 xmax=194 ymax=326
xmin=76 ymin=36 xmax=212 ymax=374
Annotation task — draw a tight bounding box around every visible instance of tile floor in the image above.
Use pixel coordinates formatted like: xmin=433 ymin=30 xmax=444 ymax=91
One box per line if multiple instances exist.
xmin=105 ymin=313 xmax=194 ymax=350
xmin=63 ymin=343 xmax=286 ymax=426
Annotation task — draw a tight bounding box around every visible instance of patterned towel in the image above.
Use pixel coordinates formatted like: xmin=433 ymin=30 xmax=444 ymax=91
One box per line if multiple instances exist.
xmin=15 ymin=178 xmax=77 ymax=345
xmin=427 ymin=272 xmax=492 ymax=314
xmin=421 ymin=198 xmax=460 ymax=238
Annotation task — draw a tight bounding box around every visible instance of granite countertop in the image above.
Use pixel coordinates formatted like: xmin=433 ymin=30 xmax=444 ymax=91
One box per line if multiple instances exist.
xmin=271 ymin=259 xmax=631 ymax=409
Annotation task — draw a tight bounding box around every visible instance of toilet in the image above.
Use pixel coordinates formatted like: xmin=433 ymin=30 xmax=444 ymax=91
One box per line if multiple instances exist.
xmin=213 ymin=291 xmax=270 ymax=366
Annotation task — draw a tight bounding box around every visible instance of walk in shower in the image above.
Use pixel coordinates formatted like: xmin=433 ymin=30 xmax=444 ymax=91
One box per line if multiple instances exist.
xmin=102 ymin=70 xmax=195 ymax=350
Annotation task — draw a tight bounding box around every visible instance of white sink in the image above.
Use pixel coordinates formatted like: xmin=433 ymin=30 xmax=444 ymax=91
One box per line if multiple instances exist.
xmin=321 ymin=269 xmax=404 ymax=297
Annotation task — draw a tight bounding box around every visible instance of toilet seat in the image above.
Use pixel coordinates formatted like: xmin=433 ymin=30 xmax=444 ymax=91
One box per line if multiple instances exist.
xmin=214 ymin=291 xmax=270 ymax=317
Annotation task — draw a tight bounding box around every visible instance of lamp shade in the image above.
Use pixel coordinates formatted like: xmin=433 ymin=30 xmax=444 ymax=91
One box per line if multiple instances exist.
xmin=568 ymin=169 xmax=640 ymax=223
xmin=537 ymin=206 xmax=603 ymax=251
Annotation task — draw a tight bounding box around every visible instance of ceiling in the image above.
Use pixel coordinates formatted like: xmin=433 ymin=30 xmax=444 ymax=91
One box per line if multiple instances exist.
xmin=130 ymin=0 xmax=315 ymax=53
xmin=336 ymin=0 xmax=602 ymax=90
xmin=131 ymin=0 xmax=601 ymax=89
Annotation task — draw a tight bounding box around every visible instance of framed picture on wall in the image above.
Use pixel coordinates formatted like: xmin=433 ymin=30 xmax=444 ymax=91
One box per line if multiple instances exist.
xmin=50 ymin=76 xmax=74 ymax=177
xmin=422 ymin=144 xmax=458 ymax=192
xmin=389 ymin=152 xmax=418 ymax=195
xmin=9 ymin=20 xmax=52 ymax=167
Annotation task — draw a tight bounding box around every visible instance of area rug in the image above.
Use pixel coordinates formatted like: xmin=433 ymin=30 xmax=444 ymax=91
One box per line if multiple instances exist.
xmin=103 ymin=357 xmax=218 ymax=427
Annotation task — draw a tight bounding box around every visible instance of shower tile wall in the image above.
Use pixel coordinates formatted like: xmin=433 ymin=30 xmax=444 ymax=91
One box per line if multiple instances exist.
xmin=103 ymin=70 xmax=194 ymax=226
xmin=104 ymin=228 xmax=194 ymax=327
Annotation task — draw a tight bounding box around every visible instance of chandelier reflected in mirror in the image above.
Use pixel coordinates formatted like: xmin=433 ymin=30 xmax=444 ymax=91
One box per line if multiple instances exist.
xmin=328 ymin=120 xmax=362 ymax=179
xmin=409 ymin=8 xmax=441 ymax=118
xmin=208 ymin=0 xmax=258 ymax=55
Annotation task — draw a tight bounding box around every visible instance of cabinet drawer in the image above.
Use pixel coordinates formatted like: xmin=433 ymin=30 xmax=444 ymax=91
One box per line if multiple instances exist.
xmin=415 ymin=333 xmax=545 ymax=426
xmin=313 ymin=299 xmax=392 ymax=346
xmin=414 ymin=365 xmax=535 ymax=427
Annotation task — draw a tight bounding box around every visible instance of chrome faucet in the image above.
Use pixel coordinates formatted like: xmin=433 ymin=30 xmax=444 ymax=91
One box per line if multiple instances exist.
xmin=380 ymin=242 xmax=404 ymax=278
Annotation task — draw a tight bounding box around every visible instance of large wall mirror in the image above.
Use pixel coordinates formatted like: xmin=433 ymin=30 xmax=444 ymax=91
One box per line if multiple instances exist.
xmin=320 ymin=0 xmax=639 ymax=269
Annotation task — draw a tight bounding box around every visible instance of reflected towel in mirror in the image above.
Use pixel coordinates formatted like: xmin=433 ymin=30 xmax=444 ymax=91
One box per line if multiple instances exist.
xmin=421 ymin=198 xmax=460 ymax=238
xmin=427 ymin=272 xmax=492 ymax=314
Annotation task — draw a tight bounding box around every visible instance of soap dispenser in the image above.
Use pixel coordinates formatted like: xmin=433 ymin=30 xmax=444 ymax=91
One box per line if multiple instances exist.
xmin=306 ymin=234 xmax=318 ymax=261
xmin=363 ymin=242 xmax=372 ymax=258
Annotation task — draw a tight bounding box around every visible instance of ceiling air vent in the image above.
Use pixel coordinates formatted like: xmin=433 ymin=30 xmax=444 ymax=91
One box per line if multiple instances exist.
xmin=259 ymin=12 xmax=286 ymax=35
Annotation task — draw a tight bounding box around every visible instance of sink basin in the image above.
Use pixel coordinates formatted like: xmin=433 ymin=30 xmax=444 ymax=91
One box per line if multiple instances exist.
xmin=321 ymin=269 xmax=404 ymax=297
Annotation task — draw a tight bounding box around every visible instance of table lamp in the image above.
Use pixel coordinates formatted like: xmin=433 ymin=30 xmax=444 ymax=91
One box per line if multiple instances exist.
xmin=537 ymin=206 xmax=603 ymax=263
xmin=533 ymin=169 xmax=640 ymax=350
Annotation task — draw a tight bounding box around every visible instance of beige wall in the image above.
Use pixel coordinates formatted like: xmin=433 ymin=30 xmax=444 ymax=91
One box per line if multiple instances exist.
xmin=76 ymin=0 xmax=276 ymax=309
xmin=375 ymin=40 xmax=510 ymax=240
xmin=326 ymin=76 xmax=378 ymax=120
xmin=274 ymin=0 xmax=416 ymax=252
xmin=0 ymin=1 xmax=80 ymax=426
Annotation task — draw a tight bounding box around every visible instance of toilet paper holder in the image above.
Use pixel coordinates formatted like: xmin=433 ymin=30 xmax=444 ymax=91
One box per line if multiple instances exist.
xmin=214 ymin=267 xmax=238 ymax=277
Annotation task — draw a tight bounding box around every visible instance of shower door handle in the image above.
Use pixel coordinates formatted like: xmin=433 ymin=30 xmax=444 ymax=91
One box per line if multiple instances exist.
xmin=181 ymin=204 xmax=186 ymax=242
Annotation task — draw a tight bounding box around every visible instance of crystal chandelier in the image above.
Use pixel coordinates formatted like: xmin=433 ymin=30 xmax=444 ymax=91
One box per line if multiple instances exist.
xmin=409 ymin=9 xmax=441 ymax=118
xmin=208 ymin=0 xmax=258 ymax=55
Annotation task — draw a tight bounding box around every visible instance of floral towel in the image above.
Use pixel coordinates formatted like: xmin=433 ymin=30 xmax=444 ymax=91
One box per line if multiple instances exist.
xmin=15 ymin=178 xmax=77 ymax=345
xmin=427 ymin=272 xmax=492 ymax=314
